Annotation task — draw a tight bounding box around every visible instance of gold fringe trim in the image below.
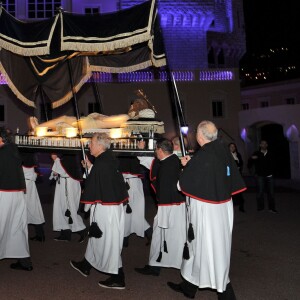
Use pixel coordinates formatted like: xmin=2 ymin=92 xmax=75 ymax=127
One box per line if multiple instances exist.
xmin=60 ymin=0 xmax=155 ymax=52
xmin=90 ymin=61 xmax=152 ymax=74
xmin=52 ymin=57 xmax=92 ymax=109
xmin=29 ymin=53 xmax=79 ymax=77
xmin=61 ymin=32 xmax=151 ymax=53
xmin=0 ymin=14 xmax=59 ymax=56
xmin=35 ymin=54 xmax=68 ymax=63
xmin=0 ymin=61 xmax=36 ymax=107
xmin=0 ymin=39 xmax=49 ymax=56
xmin=30 ymin=58 xmax=59 ymax=77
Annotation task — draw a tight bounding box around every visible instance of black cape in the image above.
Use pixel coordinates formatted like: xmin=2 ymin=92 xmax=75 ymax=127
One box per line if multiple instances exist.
xmin=20 ymin=152 xmax=37 ymax=168
xmin=179 ymin=139 xmax=246 ymax=202
xmin=118 ymin=156 xmax=143 ymax=177
xmin=60 ymin=154 xmax=83 ymax=181
xmin=150 ymin=154 xmax=185 ymax=206
xmin=0 ymin=143 xmax=25 ymax=191
xmin=81 ymin=150 xmax=129 ymax=205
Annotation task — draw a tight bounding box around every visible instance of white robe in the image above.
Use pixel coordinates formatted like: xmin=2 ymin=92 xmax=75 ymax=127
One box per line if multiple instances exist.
xmin=123 ymin=174 xmax=150 ymax=238
xmin=23 ymin=166 xmax=45 ymax=225
xmin=181 ymin=197 xmax=234 ymax=293
xmin=85 ymin=203 xmax=124 ymax=274
xmin=0 ymin=191 xmax=30 ymax=259
xmin=51 ymin=158 xmax=86 ymax=233
xmin=149 ymin=203 xmax=186 ymax=269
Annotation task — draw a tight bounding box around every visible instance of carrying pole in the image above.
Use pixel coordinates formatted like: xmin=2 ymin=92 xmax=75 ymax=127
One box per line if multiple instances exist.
xmin=168 ymin=70 xmax=187 ymax=157
xmin=67 ymin=58 xmax=88 ymax=177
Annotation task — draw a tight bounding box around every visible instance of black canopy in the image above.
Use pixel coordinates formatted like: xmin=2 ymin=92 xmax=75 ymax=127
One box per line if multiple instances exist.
xmin=0 ymin=0 xmax=166 ymax=108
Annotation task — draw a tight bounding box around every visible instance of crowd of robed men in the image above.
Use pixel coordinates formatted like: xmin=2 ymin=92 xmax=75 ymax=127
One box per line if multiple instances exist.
xmin=0 ymin=120 xmax=247 ymax=299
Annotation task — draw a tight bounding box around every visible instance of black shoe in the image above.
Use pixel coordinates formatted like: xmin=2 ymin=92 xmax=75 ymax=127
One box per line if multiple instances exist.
xmin=30 ymin=235 xmax=45 ymax=242
xmin=10 ymin=261 xmax=33 ymax=271
xmin=98 ymin=276 xmax=125 ymax=290
xmin=70 ymin=260 xmax=90 ymax=277
xmin=269 ymin=209 xmax=278 ymax=214
xmin=134 ymin=265 xmax=160 ymax=276
xmin=167 ymin=282 xmax=195 ymax=299
xmin=54 ymin=236 xmax=70 ymax=242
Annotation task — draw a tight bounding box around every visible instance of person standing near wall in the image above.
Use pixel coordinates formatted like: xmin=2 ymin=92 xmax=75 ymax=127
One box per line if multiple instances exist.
xmin=248 ymin=140 xmax=277 ymax=213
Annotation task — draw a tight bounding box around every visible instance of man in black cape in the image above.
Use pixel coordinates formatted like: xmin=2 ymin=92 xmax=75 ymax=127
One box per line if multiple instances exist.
xmin=168 ymin=120 xmax=246 ymax=299
xmin=135 ymin=139 xmax=186 ymax=276
xmin=70 ymin=133 xmax=129 ymax=290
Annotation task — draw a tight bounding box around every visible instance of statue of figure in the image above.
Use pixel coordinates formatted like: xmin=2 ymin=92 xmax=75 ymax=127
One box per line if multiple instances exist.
xmin=29 ymin=113 xmax=130 ymax=134
xmin=28 ymin=89 xmax=157 ymax=135
xmin=128 ymin=89 xmax=156 ymax=120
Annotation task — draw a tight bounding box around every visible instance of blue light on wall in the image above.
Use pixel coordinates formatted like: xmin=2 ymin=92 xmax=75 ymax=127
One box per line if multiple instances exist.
xmin=118 ymin=71 xmax=154 ymax=82
xmin=87 ymin=72 xmax=113 ymax=83
xmin=159 ymin=71 xmax=194 ymax=82
xmin=199 ymin=70 xmax=234 ymax=81
xmin=0 ymin=70 xmax=235 ymax=84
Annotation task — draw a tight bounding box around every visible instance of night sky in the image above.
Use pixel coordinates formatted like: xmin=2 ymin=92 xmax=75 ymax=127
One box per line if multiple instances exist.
xmin=243 ymin=0 xmax=299 ymax=53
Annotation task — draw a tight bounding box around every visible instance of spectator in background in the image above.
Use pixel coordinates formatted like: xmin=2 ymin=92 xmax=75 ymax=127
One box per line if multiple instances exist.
xmin=229 ymin=143 xmax=246 ymax=212
xmin=172 ymin=135 xmax=193 ymax=158
xmin=248 ymin=140 xmax=277 ymax=213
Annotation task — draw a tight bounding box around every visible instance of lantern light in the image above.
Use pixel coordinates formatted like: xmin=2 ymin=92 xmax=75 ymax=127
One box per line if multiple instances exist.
xmin=35 ymin=127 xmax=48 ymax=137
xmin=65 ymin=127 xmax=78 ymax=138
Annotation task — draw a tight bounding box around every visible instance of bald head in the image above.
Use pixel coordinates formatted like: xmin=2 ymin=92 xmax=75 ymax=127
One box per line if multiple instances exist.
xmin=196 ymin=120 xmax=218 ymax=146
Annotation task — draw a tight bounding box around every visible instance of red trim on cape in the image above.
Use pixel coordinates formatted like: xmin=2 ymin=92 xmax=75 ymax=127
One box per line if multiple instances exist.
xmin=60 ymin=162 xmax=83 ymax=182
xmin=23 ymin=165 xmax=40 ymax=176
xmin=157 ymin=201 xmax=185 ymax=206
xmin=231 ymin=187 xmax=247 ymax=195
xmin=181 ymin=190 xmax=232 ymax=204
xmin=22 ymin=165 xmax=37 ymax=169
xmin=0 ymin=189 xmax=26 ymax=192
xmin=150 ymin=183 xmax=156 ymax=194
xmin=122 ymin=172 xmax=143 ymax=178
xmin=81 ymin=197 xmax=129 ymax=205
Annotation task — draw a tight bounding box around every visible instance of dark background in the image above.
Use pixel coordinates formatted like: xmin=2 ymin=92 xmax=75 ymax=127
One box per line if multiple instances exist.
xmin=240 ymin=0 xmax=300 ymax=85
